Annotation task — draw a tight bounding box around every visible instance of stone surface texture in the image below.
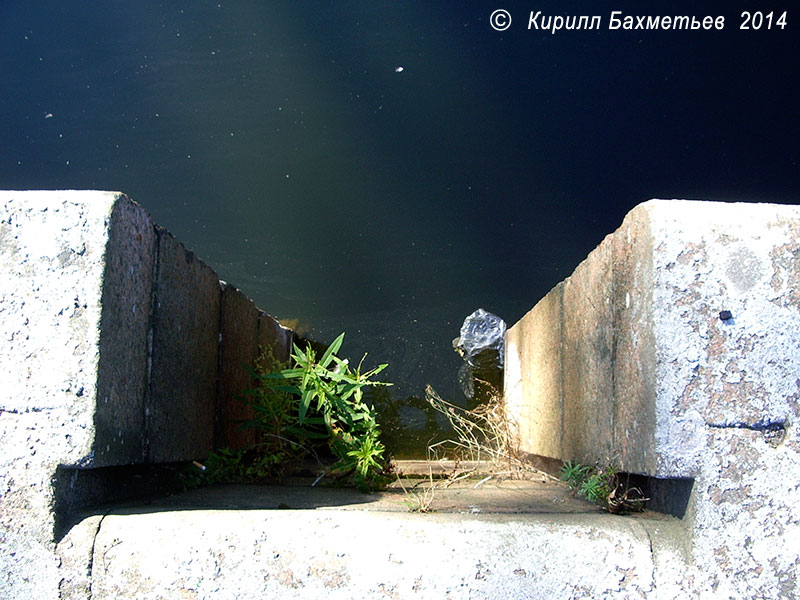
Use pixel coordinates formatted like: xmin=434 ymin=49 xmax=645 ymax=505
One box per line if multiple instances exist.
xmin=88 ymin=509 xmax=658 ymax=600
xmin=505 ymin=199 xmax=800 ymax=598
xmin=1 ymin=190 xmax=153 ymax=598
xmin=48 ymin=479 xmax=689 ymax=600
xmin=505 ymin=284 xmax=563 ymax=459
xmin=257 ymin=309 xmax=293 ymax=365
xmin=217 ymin=282 xmax=261 ymax=450
xmin=147 ymin=226 xmax=220 ymax=463
xmin=0 ymin=190 xmax=292 ymax=599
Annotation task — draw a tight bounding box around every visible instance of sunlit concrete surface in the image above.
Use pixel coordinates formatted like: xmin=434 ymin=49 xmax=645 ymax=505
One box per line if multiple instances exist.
xmin=59 ymin=480 xmax=684 ymax=600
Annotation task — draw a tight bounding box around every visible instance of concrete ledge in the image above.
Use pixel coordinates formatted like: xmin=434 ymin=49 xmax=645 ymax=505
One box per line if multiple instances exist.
xmin=505 ymin=199 xmax=800 ymax=597
xmin=0 ymin=190 xmax=292 ymax=598
xmin=91 ymin=511 xmax=654 ymax=599
xmin=58 ymin=481 xmax=682 ymax=600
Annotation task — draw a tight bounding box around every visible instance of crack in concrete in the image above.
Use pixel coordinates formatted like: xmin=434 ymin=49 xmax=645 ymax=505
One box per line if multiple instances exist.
xmin=86 ymin=511 xmax=110 ymax=600
xmin=641 ymin=524 xmax=658 ymax=597
xmin=706 ymin=419 xmax=787 ymax=447
xmin=706 ymin=419 xmax=786 ymax=432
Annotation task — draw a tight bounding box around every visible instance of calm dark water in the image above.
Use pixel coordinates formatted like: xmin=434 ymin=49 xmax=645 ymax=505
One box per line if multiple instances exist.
xmin=2 ymin=1 xmax=798 ymax=407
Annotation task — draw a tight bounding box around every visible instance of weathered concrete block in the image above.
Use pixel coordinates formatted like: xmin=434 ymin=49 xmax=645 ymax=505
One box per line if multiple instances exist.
xmin=0 ymin=190 xmax=155 ymax=466
xmin=257 ymin=310 xmax=293 ymax=366
xmin=611 ymin=212 xmax=658 ymax=475
xmin=217 ymin=282 xmax=261 ymax=450
xmin=216 ymin=292 xmax=295 ymax=453
xmin=505 ymin=199 xmax=800 ymax=597
xmin=505 ymin=284 xmax=563 ymax=459
xmin=1 ymin=190 xmax=298 ymax=599
xmin=561 ymin=238 xmax=615 ymax=464
xmin=506 ymin=199 xmax=800 ymax=474
xmin=55 ymin=514 xmax=103 ymax=600
xmin=88 ymin=510 xmax=657 ymax=599
xmin=645 ymin=201 xmax=800 ymax=477
xmin=0 ymin=190 xmax=155 ymax=598
xmin=93 ymin=196 xmax=158 ymax=466
xmin=147 ymin=227 xmax=220 ymax=462
xmin=691 ymin=425 xmax=800 ymax=598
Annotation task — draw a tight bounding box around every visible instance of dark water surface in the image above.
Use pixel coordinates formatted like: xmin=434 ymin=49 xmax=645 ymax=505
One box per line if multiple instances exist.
xmin=2 ymin=2 xmax=798 ymax=406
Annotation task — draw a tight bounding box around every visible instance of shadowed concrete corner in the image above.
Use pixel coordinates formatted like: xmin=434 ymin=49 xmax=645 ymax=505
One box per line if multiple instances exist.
xmin=0 ymin=190 xmax=291 ymax=599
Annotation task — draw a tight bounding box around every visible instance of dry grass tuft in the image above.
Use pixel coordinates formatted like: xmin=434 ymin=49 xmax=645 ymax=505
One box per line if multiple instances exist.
xmin=423 ymin=381 xmax=556 ymax=483
xmin=395 ymin=380 xmax=560 ymax=512
xmin=395 ymin=466 xmax=437 ymax=512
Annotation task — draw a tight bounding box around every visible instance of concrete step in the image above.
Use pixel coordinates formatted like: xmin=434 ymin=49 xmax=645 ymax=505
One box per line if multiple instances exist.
xmin=58 ymin=479 xmax=687 ymax=599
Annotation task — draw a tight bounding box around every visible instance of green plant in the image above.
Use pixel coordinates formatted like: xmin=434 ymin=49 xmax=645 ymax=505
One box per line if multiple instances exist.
xmin=559 ymin=461 xmax=648 ymax=514
xmin=579 ymin=465 xmax=616 ymax=505
xmin=186 ymin=333 xmax=393 ymax=492
xmin=346 ymin=429 xmax=385 ymax=484
xmin=251 ymin=332 xmax=393 ymax=491
xmin=560 ymin=461 xmax=591 ymax=490
xmin=239 ymin=343 xmax=321 ymax=474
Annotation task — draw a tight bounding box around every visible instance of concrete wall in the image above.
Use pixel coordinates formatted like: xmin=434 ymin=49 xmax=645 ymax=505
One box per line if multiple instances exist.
xmin=505 ymin=199 xmax=800 ymax=597
xmin=0 ymin=190 xmax=292 ymax=599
